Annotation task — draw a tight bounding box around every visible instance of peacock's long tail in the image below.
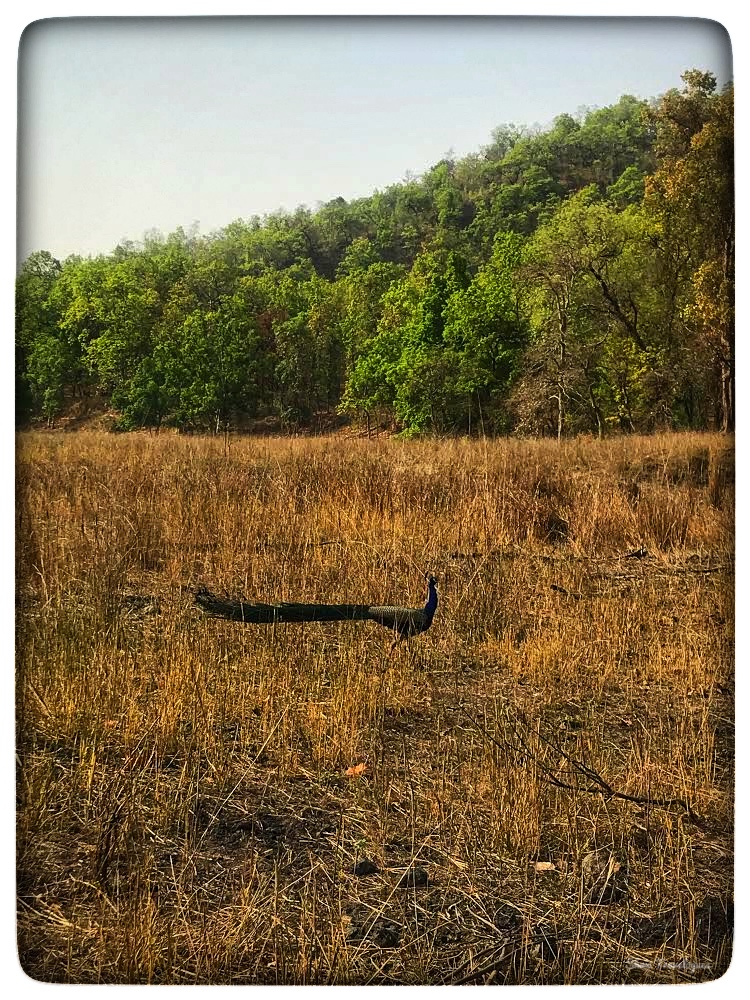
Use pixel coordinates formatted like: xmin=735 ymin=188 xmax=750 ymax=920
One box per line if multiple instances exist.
xmin=195 ymin=591 xmax=372 ymax=624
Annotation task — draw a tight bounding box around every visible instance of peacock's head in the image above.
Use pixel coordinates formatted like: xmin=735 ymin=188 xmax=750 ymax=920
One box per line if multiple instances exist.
xmin=425 ymin=573 xmax=438 ymax=589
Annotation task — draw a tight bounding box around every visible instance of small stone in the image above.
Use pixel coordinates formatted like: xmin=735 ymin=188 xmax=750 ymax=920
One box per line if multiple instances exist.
xmin=534 ymin=860 xmax=556 ymax=872
xmin=491 ymin=902 xmax=524 ymax=931
xmin=353 ymin=859 xmax=379 ymax=877
xmin=398 ymin=866 xmax=429 ymax=888
xmin=372 ymin=922 xmax=401 ymax=948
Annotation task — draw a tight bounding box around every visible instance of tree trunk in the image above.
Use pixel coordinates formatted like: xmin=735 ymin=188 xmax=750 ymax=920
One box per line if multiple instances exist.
xmin=720 ymin=222 xmax=735 ymax=433
xmin=720 ymin=355 xmax=734 ymax=433
xmin=556 ymin=298 xmax=568 ymax=443
xmin=589 ymin=387 xmax=603 ymax=438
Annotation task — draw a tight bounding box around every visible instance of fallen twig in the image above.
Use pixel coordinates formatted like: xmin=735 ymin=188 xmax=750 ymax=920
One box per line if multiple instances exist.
xmin=461 ymin=705 xmax=703 ymax=824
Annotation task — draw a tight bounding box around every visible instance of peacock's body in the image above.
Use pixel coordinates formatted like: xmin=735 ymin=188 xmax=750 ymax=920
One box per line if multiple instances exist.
xmin=195 ymin=574 xmax=438 ymax=647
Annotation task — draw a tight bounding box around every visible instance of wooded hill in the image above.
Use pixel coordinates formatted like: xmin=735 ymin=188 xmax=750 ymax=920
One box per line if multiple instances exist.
xmin=16 ymin=69 xmax=733 ymax=437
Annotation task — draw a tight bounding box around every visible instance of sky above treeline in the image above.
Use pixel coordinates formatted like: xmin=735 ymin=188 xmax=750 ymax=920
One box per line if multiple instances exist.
xmin=17 ymin=15 xmax=732 ymax=262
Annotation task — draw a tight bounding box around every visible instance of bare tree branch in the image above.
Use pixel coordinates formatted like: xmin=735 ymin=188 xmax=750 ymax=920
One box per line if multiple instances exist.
xmin=461 ymin=705 xmax=703 ymax=822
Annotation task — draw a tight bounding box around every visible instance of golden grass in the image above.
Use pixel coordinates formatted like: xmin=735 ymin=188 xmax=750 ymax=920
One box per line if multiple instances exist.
xmin=16 ymin=429 xmax=733 ymax=983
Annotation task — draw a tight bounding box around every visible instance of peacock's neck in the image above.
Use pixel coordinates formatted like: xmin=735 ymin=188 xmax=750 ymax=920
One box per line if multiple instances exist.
xmin=424 ymin=581 xmax=438 ymax=618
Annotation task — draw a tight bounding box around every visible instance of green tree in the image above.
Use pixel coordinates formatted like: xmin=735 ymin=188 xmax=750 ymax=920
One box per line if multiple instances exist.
xmin=27 ymin=255 xmax=106 ymax=420
xmin=340 ymin=244 xmax=470 ymax=432
xmin=514 ymin=188 xmax=669 ymax=437
xmin=644 ymin=71 xmax=734 ymax=430
xmin=155 ymin=302 xmax=262 ymax=432
xmin=442 ymin=232 xmax=528 ymax=431
xmin=82 ymin=259 xmax=160 ymax=394
xmin=15 ymin=251 xmax=62 ymax=422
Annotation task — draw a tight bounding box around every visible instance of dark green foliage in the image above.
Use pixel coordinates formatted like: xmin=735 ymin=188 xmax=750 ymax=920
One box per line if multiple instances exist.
xmin=15 ymin=70 xmax=733 ymax=437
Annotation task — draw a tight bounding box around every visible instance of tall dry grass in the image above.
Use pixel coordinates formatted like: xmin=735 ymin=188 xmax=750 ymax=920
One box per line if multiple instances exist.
xmin=16 ymin=430 xmax=733 ymax=983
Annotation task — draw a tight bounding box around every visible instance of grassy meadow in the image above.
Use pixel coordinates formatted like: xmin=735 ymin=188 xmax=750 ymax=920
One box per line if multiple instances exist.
xmin=16 ymin=429 xmax=734 ymax=984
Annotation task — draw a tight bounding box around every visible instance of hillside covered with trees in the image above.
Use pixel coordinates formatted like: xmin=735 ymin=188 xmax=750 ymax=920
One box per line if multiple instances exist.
xmin=16 ymin=69 xmax=734 ymax=437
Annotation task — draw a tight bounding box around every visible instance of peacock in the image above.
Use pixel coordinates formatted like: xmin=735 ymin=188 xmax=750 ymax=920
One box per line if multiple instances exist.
xmin=195 ymin=574 xmax=438 ymax=649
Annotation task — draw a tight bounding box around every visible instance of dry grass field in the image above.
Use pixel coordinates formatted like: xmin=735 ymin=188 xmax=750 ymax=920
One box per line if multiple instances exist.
xmin=16 ymin=429 xmax=734 ymax=984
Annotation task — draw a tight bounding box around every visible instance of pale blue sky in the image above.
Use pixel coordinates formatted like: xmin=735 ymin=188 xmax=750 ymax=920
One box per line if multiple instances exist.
xmin=17 ymin=16 xmax=732 ymax=262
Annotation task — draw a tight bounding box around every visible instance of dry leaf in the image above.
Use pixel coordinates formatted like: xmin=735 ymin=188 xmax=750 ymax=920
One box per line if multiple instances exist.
xmin=344 ymin=763 xmax=369 ymax=777
xmin=534 ymin=861 xmax=556 ymax=872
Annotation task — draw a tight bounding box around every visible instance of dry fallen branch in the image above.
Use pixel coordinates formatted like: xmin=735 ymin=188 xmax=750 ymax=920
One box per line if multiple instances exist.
xmin=461 ymin=706 xmax=703 ymax=824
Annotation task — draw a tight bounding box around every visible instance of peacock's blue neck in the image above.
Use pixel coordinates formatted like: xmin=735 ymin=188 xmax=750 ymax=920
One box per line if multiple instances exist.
xmin=424 ymin=579 xmax=438 ymax=620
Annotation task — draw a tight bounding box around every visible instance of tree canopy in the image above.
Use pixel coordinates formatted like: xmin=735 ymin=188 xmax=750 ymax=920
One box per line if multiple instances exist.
xmin=16 ymin=70 xmax=733 ymax=436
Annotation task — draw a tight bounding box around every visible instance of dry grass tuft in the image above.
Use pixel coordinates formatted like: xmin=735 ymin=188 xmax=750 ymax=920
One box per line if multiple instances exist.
xmin=16 ymin=430 xmax=733 ymax=984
